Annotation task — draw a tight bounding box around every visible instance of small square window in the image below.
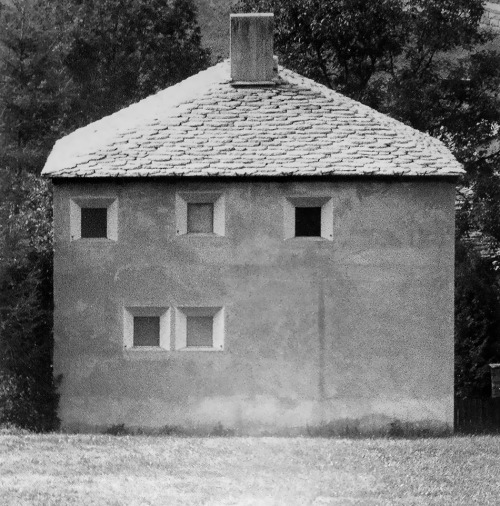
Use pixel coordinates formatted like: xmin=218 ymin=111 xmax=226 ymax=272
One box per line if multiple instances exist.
xmin=187 ymin=316 xmax=213 ymax=347
xmin=133 ymin=316 xmax=160 ymax=347
xmin=81 ymin=207 xmax=108 ymax=238
xmin=70 ymin=197 xmax=118 ymax=241
xmin=123 ymin=307 xmax=170 ymax=350
xmin=176 ymin=193 xmax=225 ymax=236
xmin=175 ymin=307 xmax=224 ymax=351
xmin=187 ymin=203 xmax=214 ymax=233
xmin=284 ymin=196 xmax=333 ymax=241
xmin=295 ymin=207 xmax=321 ymax=237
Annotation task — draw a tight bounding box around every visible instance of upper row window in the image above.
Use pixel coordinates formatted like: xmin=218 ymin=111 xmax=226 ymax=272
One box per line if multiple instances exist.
xmin=187 ymin=203 xmax=214 ymax=233
xmin=176 ymin=192 xmax=225 ymax=236
xmin=71 ymin=193 xmax=333 ymax=241
xmin=70 ymin=197 xmax=118 ymax=241
xmin=81 ymin=207 xmax=107 ymax=238
xmin=284 ymin=196 xmax=333 ymax=241
xmin=295 ymin=207 xmax=321 ymax=237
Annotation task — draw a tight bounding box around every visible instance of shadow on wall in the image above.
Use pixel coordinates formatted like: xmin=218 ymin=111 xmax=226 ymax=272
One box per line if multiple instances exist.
xmin=306 ymin=417 xmax=452 ymax=438
xmin=64 ymin=416 xmax=452 ymax=438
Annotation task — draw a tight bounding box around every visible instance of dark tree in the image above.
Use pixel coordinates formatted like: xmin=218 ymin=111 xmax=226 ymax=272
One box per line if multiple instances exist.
xmin=64 ymin=0 xmax=211 ymax=123
xmin=0 ymin=170 xmax=58 ymax=430
xmin=0 ymin=0 xmax=75 ymax=173
xmin=455 ymin=241 xmax=500 ymax=397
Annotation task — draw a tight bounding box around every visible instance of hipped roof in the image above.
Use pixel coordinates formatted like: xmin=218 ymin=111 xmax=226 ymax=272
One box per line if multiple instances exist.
xmin=42 ymin=61 xmax=463 ymax=179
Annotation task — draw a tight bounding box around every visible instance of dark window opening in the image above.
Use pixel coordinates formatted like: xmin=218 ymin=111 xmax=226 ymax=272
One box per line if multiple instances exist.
xmin=187 ymin=203 xmax=214 ymax=233
xmin=81 ymin=207 xmax=107 ymax=238
xmin=295 ymin=207 xmax=321 ymax=237
xmin=186 ymin=316 xmax=213 ymax=347
xmin=133 ymin=316 xmax=160 ymax=347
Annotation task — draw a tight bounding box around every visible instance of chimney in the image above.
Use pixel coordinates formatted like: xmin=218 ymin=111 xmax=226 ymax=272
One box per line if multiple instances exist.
xmin=230 ymin=13 xmax=275 ymax=85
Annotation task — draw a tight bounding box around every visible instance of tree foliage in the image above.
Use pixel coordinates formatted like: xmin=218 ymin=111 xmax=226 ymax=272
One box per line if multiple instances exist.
xmin=0 ymin=0 xmax=75 ymax=172
xmin=0 ymin=170 xmax=58 ymax=430
xmin=455 ymin=241 xmax=500 ymax=398
xmin=64 ymin=0 xmax=210 ymax=123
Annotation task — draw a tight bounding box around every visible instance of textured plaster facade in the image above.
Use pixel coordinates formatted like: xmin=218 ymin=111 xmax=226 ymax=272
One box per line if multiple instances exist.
xmin=483 ymin=2 xmax=500 ymax=31
xmin=53 ymin=177 xmax=455 ymax=433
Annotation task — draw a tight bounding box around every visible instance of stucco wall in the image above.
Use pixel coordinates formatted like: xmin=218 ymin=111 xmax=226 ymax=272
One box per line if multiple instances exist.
xmin=483 ymin=2 xmax=500 ymax=31
xmin=53 ymin=178 xmax=455 ymax=433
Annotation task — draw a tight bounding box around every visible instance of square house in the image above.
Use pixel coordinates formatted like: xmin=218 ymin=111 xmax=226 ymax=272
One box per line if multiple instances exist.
xmin=42 ymin=14 xmax=463 ymax=434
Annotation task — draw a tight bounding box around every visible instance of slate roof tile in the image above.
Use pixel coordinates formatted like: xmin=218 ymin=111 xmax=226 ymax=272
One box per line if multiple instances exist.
xmin=42 ymin=61 xmax=463 ymax=179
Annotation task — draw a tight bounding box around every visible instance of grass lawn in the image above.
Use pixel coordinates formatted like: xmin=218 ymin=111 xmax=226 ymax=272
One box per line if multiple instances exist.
xmin=1 ymin=434 xmax=500 ymax=505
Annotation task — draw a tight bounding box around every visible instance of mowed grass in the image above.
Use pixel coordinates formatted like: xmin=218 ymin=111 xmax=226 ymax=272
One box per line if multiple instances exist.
xmin=1 ymin=435 xmax=500 ymax=505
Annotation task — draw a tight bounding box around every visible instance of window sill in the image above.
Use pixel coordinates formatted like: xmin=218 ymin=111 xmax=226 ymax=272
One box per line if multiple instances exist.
xmin=286 ymin=236 xmax=331 ymax=242
xmin=176 ymin=346 xmax=224 ymax=352
xmin=71 ymin=237 xmax=116 ymax=242
xmin=177 ymin=233 xmax=225 ymax=238
xmin=124 ymin=346 xmax=169 ymax=352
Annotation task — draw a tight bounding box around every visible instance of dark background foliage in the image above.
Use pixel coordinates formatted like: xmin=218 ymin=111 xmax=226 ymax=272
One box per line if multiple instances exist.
xmin=0 ymin=170 xmax=57 ymax=430
xmin=455 ymin=241 xmax=500 ymax=397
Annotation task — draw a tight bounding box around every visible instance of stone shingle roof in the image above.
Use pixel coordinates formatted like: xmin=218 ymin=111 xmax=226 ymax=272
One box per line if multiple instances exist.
xmin=42 ymin=61 xmax=463 ymax=178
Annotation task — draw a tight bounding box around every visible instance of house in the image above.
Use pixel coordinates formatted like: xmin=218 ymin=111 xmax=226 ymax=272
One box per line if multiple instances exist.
xmin=42 ymin=14 xmax=463 ymax=434
xmin=483 ymin=2 xmax=500 ymax=32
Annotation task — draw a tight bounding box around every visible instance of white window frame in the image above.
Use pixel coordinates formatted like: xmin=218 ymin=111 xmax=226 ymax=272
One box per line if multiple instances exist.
xmin=283 ymin=196 xmax=333 ymax=241
xmin=176 ymin=192 xmax=225 ymax=236
xmin=123 ymin=306 xmax=171 ymax=351
xmin=70 ymin=197 xmax=118 ymax=241
xmin=175 ymin=307 xmax=224 ymax=351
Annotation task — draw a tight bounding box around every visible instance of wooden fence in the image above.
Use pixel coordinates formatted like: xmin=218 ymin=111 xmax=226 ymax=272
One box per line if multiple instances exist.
xmin=455 ymin=398 xmax=500 ymax=434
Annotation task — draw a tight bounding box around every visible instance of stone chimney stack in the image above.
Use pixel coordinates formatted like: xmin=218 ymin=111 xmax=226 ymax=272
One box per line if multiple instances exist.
xmin=230 ymin=13 xmax=275 ymax=84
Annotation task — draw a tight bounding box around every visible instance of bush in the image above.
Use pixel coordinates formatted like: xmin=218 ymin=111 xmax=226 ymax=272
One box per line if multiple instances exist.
xmin=0 ymin=171 xmax=59 ymax=431
xmin=455 ymin=239 xmax=500 ymax=398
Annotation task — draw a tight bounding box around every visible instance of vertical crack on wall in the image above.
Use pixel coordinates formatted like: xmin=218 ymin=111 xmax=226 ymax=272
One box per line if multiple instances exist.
xmin=318 ymin=276 xmax=326 ymax=420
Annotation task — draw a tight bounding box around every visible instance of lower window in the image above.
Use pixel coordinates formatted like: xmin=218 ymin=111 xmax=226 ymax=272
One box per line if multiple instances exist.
xmin=187 ymin=315 xmax=214 ymax=347
xmin=133 ymin=316 xmax=160 ymax=347
xmin=175 ymin=307 xmax=224 ymax=351
xmin=123 ymin=307 xmax=170 ymax=350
